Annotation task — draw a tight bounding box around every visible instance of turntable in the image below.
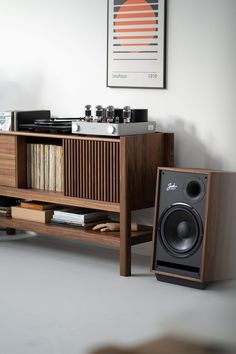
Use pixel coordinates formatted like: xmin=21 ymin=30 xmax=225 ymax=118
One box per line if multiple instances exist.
xmin=19 ymin=118 xmax=78 ymax=134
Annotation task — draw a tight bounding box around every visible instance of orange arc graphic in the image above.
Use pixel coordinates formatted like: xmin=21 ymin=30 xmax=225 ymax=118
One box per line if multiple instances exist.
xmin=115 ymin=35 xmax=157 ymax=39
xmin=119 ymin=0 xmax=152 ymax=3
xmin=115 ymin=27 xmax=157 ymax=32
xmin=117 ymin=5 xmax=155 ymax=12
xmin=115 ymin=20 xmax=156 ymax=26
xmin=116 ymin=43 xmax=152 ymax=46
xmin=114 ymin=0 xmax=157 ymax=45
xmin=116 ymin=12 xmax=156 ymax=18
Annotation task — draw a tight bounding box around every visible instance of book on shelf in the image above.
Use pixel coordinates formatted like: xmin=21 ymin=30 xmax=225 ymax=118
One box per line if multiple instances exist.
xmin=52 ymin=208 xmax=108 ymax=223
xmin=11 ymin=206 xmax=54 ymax=223
xmin=0 ymin=207 xmax=11 ymax=217
xmin=56 ymin=145 xmax=63 ymax=192
xmin=51 ymin=218 xmax=110 ymax=229
xmin=27 ymin=144 xmax=31 ymax=188
xmin=49 ymin=144 xmax=56 ymax=191
xmin=40 ymin=144 xmax=45 ymax=190
xmin=36 ymin=144 xmax=40 ymax=189
xmin=44 ymin=144 xmax=50 ymax=190
xmin=20 ymin=201 xmax=56 ymax=211
xmin=0 ymin=197 xmax=21 ymax=217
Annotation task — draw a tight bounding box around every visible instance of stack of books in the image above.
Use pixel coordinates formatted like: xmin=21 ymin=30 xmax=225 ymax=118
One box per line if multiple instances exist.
xmin=52 ymin=208 xmax=109 ymax=229
xmin=0 ymin=196 xmax=21 ymax=218
xmin=0 ymin=205 xmax=11 ymax=218
xmin=11 ymin=201 xmax=55 ymax=223
xmin=27 ymin=143 xmax=63 ymax=192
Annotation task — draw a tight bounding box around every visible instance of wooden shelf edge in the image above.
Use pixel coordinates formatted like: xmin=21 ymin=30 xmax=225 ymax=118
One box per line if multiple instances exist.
xmin=0 ymin=217 xmax=152 ymax=247
xmin=0 ymin=131 xmax=120 ymax=142
xmin=0 ymin=217 xmax=120 ymax=247
xmin=0 ymin=186 xmax=120 ymax=212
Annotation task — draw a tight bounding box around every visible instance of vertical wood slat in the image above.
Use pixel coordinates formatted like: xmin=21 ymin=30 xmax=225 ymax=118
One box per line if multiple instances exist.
xmin=116 ymin=142 xmax=120 ymax=203
xmin=113 ymin=142 xmax=115 ymax=203
xmin=76 ymin=139 xmax=80 ymax=196
xmin=91 ymin=140 xmax=95 ymax=200
xmin=94 ymin=141 xmax=98 ymax=201
xmin=73 ymin=139 xmax=77 ymax=197
xmin=70 ymin=140 xmax=74 ymax=197
xmin=63 ymin=140 xmax=67 ymax=195
xmin=88 ymin=140 xmax=91 ymax=199
xmin=106 ymin=142 xmax=110 ymax=202
xmin=64 ymin=138 xmax=120 ymax=203
xmin=104 ymin=142 xmax=106 ymax=203
xmin=68 ymin=139 xmax=71 ymax=196
xmin=98 ymin=141 xmax=101 ymax=201
xmin=82 ymin=140 xmax=86 ymax=199
xmin=79 ymin=140 xmax=83 ymax=199
xmin=109 ymin=142 xmax=113 ymax=202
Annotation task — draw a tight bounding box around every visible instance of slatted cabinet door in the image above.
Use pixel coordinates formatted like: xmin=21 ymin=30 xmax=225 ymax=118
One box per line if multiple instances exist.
xmin=0 ymin=135 xmax=16 ymax=187
xmin=63 ymin=137 xmax=120 ymax=203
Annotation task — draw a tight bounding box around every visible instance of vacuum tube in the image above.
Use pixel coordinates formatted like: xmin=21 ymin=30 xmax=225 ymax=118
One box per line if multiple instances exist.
xmin=123 ymin=106 xmax=131 ymax=123
xmin=94 ymin=105 xmax=103 ymax=122
xmin=85 ymin=105 xmax=92 ymax=122
xmin=106 ymin=106 xmax=114 ymax=123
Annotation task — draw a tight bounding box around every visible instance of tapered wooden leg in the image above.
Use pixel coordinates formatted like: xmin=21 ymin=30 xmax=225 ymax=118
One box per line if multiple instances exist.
xmin=119 ymin=136 xmax=131 ymax=276
xmin=6 ymin=228 xmax=16 ymax=235
xmin=120 ymin=207 xmax=131 ymax=276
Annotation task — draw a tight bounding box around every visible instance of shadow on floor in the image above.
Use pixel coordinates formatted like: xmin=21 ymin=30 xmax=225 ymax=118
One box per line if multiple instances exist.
xmin=1 ymin=233 xmax=153 ymax=276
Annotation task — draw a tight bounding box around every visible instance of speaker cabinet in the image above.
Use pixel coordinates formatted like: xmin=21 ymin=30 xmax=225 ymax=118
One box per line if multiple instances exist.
xmin=151 ymin=167 xmax=236 ymax=288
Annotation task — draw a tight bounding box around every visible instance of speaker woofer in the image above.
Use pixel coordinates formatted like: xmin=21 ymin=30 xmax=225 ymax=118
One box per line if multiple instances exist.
xmin=159 ymin=204 xmax=203 ymax=258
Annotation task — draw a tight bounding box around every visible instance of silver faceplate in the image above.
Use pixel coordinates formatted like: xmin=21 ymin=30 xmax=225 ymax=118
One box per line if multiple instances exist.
xmin=71 ymin=121 xmax=156 ymax=136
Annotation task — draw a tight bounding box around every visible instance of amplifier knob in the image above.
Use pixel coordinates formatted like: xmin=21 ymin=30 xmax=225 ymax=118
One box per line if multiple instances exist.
xmin=72 ymin=123 xmax=80 ymax=133
xmin=107 ymin=125 xmax=116 ymax=134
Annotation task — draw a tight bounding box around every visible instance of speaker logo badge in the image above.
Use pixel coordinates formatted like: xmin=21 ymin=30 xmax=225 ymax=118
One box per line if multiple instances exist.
xmin=166 ymin=182 xmax=178 ymax=191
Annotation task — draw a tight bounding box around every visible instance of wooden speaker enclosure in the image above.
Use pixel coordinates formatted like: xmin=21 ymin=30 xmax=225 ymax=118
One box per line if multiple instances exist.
xmin=151 ymin=167 xmax=236 ymax=287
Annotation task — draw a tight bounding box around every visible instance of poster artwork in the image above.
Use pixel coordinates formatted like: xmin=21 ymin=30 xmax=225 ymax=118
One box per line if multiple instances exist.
xmin=107 ymin=0 xmax=166 ymax=88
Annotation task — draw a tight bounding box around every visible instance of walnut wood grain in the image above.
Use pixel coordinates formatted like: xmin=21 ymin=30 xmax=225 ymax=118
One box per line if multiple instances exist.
xmin=120 ymin=136 xmax=132 ymax=276
xmin=63 ymin=138 xmax=121 ymax=203
xmin=120 ymin=133 xmax=174 ymax=210
xmin=0 ymin=131 xmax=120 ymax=142
xmin=0 ymin=216 xmax=152 ymax=247
xmin=0 ymin=186 xmax=120 ymax=212
xmin=0 ymin=135 xmax=16 ymax=187
xmin=202 ymin=171 xmax=236 ymax=282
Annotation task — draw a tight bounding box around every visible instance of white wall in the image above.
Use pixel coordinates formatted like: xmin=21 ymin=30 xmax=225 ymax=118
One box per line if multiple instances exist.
xmin=0 ymin=0 xmax=236 ymax=251
xmin=0 ymin=0 xmax=235 ymax=169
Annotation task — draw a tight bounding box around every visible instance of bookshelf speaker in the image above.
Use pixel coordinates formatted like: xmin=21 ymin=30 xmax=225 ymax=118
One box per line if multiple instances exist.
xmin=151 ymin=167 xmax=236 ymax=288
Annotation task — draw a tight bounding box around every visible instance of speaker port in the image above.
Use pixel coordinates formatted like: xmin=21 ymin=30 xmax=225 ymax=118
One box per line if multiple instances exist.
xmin=186 ymin=180 xmax=201 ymax=198
xmin=184 ymin=177 xmax=206 ymax=202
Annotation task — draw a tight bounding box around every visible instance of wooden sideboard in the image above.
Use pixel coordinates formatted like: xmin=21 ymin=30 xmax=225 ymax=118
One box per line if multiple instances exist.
xmin=0 ymin=131 xmax=174 ymax=276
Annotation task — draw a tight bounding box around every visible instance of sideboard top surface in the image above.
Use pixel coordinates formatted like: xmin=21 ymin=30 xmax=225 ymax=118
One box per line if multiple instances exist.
xmin=0 ymin=131 xmax=171 ymax=141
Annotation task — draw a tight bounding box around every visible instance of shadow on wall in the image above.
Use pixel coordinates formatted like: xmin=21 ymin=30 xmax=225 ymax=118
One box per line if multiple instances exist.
xmin=158 ymin=116 xmax=223 ymax=170
xmin=131 ymin=116 xmax=224 ymax=238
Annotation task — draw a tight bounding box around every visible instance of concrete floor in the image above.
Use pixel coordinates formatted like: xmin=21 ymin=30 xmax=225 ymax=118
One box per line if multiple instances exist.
xmin=0 ymin=231 xmax=236 ymax=354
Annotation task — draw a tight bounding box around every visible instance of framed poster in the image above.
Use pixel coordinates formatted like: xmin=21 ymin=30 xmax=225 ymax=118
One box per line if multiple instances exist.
xmin=107 ymin=0 xmax=167 ymax=89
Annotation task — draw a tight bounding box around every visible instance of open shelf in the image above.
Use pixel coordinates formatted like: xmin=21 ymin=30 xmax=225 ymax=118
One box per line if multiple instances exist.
xmin=0 ymin=186 xmax=120 ymax=212
xmin=0 ymin=217 xmax=152 ymax=247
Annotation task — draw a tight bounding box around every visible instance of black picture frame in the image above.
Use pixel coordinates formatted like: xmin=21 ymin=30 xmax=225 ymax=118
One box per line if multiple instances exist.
xmin=107 ymin=0 xmax=167 ymax=89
